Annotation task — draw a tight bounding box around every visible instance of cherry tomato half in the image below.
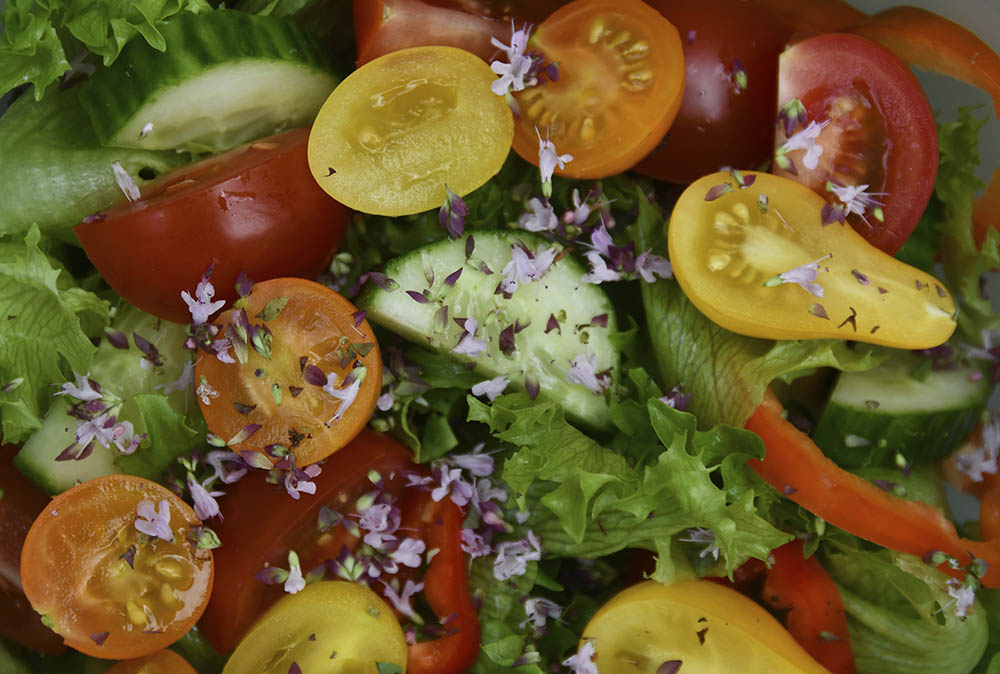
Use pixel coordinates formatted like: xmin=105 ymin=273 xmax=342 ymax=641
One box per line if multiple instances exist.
xmin=75 ymin=127 xmax=349 ymax=324
xmin=668 ymin=171 xmax=955 ymax=348
xmin=308 ymin=45 xmax=513 ymax=216
xmin=634 ymin=0 xmax=793 ymax=184
xmin=579 ymin=580 xmax=830 ymax=673
xmin=195 ymin=277 xmax=381 ymax=468
xmin=774 ymin=33 xmax=938 ymax=255
xmin=222 ymin=581 xmax=408 ymax=674
xmin=20 ymin=475 xmax=214 ymax=660
xmin=510 ymin=0 xmax=685 ymax=179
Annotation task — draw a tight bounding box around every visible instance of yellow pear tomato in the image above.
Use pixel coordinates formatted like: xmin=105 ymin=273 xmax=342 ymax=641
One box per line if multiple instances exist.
xmin=576 ymin=579 xmax=832 ymax=673
xmin=668 ymin=171 xmax=956 ymax=349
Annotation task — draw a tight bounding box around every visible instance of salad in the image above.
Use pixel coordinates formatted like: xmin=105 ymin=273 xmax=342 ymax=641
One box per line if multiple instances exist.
xmin=1 ymin=0 xmax=1000 ymax=673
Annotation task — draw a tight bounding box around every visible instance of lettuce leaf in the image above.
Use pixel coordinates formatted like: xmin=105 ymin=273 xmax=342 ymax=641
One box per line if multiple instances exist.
xmin=471 ymin=392 xmax=791 ymax=580
xmin=936 ymin=109 xmax=1000 ymax=343
xmin=0 ymin=0 xmax=213 ymax=100
xmin=633 ymin=188 xmax=883 ymax=428
xmin=0 ymin=225 xmax=109 ymax=442
xmin=823 ymin=542 xmax=988 ymax=674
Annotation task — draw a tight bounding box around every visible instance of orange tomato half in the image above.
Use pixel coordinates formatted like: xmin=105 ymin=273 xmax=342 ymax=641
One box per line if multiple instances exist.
xmin=510 ymin=0 xmax=685 ymax=178
xmin=20 ymin=475 xmax=214 ymax=660
xmin=195 ymin=277 xmax=381 ymax=467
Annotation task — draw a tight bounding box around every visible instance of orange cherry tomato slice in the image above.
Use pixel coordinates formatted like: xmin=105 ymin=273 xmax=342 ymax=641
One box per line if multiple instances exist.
xmin=20 ymin=475 xmax=214 ymax=660
xmin=510 ymin=0 xmax=685 ymax=179
xmin=195 ymin=277 xmax=381 ymax=467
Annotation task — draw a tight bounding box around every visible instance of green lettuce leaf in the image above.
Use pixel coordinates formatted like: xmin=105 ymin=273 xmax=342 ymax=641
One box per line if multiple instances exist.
xmin=0 ymin=86 xmax=191 ymax=238
xmin=0 ymin=0 xmax=213 ymax=99
xmin=472 ymin=392 xmax=791 ymax=579
xmin=633 ymin=187 xmax=884 ymax=428
xmin=971 ymin=587 xmax=1000 ymax=674
xmin=936 ymin=109 xmax=1000 ymax=343
xmin=0 ymin=225 xmax=109 ymax=442
xmin=823 ymin=542 xmax=989 ymax=674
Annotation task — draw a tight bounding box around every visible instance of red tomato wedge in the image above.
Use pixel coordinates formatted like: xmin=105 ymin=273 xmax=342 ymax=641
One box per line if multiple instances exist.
xmin=635 ymin=0 xmax=793 ymax=183
xmin=774 ymin=33 xmax=938 ymax=255
xmin=75 ymin=128 xmax=349 ymax=324
xmin=509 ymin=0 xmax=685 ymax=179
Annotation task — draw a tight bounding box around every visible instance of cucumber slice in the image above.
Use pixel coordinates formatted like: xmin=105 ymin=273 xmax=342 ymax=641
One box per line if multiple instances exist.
xmin=811 ymin=349 xmax=989 ymax=469
xmin=359 ymin=231 xmax=620 ymax=428
xmin=79 ymin=10 xmax=339 ymax=153
xmin=15 ymin=307 xmax=192 ymax=494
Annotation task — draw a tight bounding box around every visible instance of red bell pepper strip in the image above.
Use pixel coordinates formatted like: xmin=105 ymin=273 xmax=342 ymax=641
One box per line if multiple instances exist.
xmin=980 ymin=485 xmax=1000 ymax=542
xmin=406 ymin=492 xmax=481 ymax=674
xmin=762 ymin=540 xmax=856 ymax=674
xmin=745 ymin=390 xmax=1000 ymax=587
xmin=848 ymin=7 xmax=1000 ymax=241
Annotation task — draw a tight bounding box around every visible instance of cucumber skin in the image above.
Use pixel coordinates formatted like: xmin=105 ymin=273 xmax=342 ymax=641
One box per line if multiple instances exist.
xmin=812 ymin=369 xmax=990 ymax=469
xmin=80 ymin=9 xmax=336 ymax=150
xmin=359 ymin=230 xmax=620 ymax=428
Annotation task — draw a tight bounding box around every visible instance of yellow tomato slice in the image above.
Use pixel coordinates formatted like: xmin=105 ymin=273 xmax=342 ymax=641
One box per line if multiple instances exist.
xmin=579 ymin=580 xmax=831 ymax=674
xmin=308 ymin=45 xmax=513 ymax=216
xmin=511 ymin=0 xmax=685 ymax=179
xmin=668 ymin=171 xmax=956 ymax=348
xmin=221 ymin=581 xmax=407 ymax=674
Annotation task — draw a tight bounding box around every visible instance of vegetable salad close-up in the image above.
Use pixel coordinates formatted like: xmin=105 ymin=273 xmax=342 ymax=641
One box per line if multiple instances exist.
xmin=3 ymin=0 xmax=1000 ymax=673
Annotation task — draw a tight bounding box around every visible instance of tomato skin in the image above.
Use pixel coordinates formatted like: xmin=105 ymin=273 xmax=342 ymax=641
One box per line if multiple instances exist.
xmin=353 ymin=0 xmax=570 ymax=65
xmin=0 ymin=446 xmax=66 ymax=655
xmin=750 ymin=0 xmax=864 ymax=34
xmin=775 ymin=33 xmax=938 ymax=255
xmin=105 ymin=649 xmax=197 ymax=674
xmin=195 ymin=277 xmax=381 ymax=468
xmin=75 ymin=127 xmax=349 ymax=324
xmin=510 ymin=0 xmax=686 ymax=179
xmin=200 ymin=430 xmax=415 ymax=654
xmin=19 ymin=475 xmax=214 ymax=659
xmin=635 ymin=0 xmax=794 ymax=184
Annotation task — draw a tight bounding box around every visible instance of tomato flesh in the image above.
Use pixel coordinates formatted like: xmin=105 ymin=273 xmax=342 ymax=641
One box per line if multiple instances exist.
xmin=105 ymin=649 xmax=198 ymax=674
xmin=510 ymin=0 xmax=685 ymax=179
xmin=668 ymin=171 xmax=956 ymax=348
xmin=195 ymin=278 xmax=381 ymax=468
xmin=774 ymin=33 xmax=938 ymax=255
xmin=75 ymin=127 xmax=349 ymax=324
xmin=635 ymin=0 xmax=793 ymax=184
xmin=19 ymin=475 xmax=213 ymax=660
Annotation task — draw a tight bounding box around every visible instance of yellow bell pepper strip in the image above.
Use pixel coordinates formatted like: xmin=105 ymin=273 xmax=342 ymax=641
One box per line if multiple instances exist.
xmin=745 ymin=389 xmax=1000 ymax=587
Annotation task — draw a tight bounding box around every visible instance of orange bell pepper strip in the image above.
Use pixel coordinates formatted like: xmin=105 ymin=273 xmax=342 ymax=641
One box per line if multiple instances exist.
xmin=405 ymin=493 xmax=481 ymax=674
xmin=745 ymin=389 xmax=1000 ymax=587
xmin=762 ymin=540 xmax=856 ymax=674
xmin=848 ymin=6 xmax=1000 ymax=241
